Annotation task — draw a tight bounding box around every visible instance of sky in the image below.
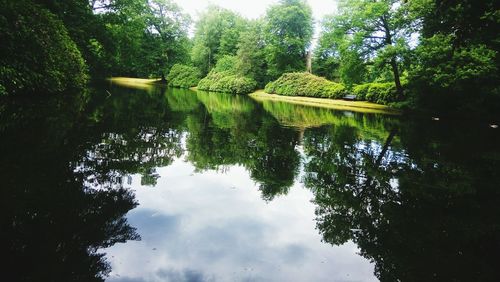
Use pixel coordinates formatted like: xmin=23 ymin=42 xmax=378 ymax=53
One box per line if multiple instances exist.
xmin=174 ymin=0 xmax=338 ymax=39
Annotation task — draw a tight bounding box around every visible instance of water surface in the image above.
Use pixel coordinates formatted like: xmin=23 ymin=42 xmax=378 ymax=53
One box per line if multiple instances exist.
xmin=1 ymin=84 xmax=499 ymax=281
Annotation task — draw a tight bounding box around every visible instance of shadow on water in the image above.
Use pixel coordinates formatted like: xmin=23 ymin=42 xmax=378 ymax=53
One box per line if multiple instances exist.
xmin=0 ymin=93 xmax=140 ymax=281
xmin=1 ymin=83 xmax=500 ymax=281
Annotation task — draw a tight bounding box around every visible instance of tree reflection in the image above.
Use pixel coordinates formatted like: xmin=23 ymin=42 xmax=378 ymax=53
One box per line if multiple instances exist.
xmin=247 ymin=118 xmax=300 ymax=201
xmin=80 ymin=85 xmax=184 ymax=186
xmin=185 ymin=91 xmax=301 ymax=201
xmin=304 ymin=119 xmax=500 ymax=281
xmin=0 ymin=86 xmax=187 ymax=280
xmin=4 ymin=83 xmax=498 ymax=281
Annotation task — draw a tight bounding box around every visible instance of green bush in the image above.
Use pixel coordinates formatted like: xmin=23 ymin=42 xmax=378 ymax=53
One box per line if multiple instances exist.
xmin=352 ymin=82 xmax=402 ymax=105
xmin=0 ymin=0 xmax=88 ymax=96
xmin=264 ymin=72 xmax=346 ymax=99
xmin=198 ymin=70 xmax=257 ymax=94
xmin=167 ymin=64 xmax=201 ymax=88
xmin=352 ymin=84 xmax=370 ymax=100
xmin=213 ymin=55 xmax=238 ymax=73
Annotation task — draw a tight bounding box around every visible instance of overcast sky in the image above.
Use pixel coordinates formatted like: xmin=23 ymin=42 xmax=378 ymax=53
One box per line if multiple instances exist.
xmin=175 ymin=0 xmax=338 ymax=39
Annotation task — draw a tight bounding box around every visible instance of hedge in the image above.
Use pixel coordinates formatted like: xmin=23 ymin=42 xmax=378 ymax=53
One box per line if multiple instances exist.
xmin=197 ymin=70 xmax=257 ymax=94
xmin=264 ymin=72 xmax=346 ymax=99
xmin=352 ymin=82 xmax=402 ymax=104
xmin=166 ymin=64 xmax=201 ymax=88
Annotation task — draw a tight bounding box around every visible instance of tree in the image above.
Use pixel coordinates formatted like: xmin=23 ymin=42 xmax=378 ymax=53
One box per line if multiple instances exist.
xmin=319 ymin=0 xmax=418 ymax=97
xmin=143 ymin=0 xmax=191 ymax=78
xmin=191 ymin=5 xmax=247 ymax=75
xmin=236 ymin=19 xmax=268 ymax=87
xmin=408 ymin=0 xmax=500 ymax=115
xmin=264 ymin=0 xmax=313 ymax=79
xmin=0 ymin=0 xmax=88 ymax=95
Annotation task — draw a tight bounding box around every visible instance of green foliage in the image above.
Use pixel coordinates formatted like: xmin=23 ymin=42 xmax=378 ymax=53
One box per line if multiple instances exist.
xmin=191 ymin=5 xmax=247 ymax=75
xmin=265 ymin=73 xmax=346 ymax=99
xmin=411 ymin=34 xmax=497 ymax=90
xmin=213 ymin=55 xmax=238 ymax=73
xmin=409 ymin=33 xmax=499 ymax=112
xmin=0 ymin=0 xmax=88 ymax=95
xmin=316 ymin=0 xmax=416 ymax=94
xmin=352 ymin=82 xmax=404 ymax=105
xmin=198 ymin=71 xmax=257 ymax=94
xmin=264 ymin=0 xmax=313 ymax=79
xmin=236 ymin=20 xmax=268 ymax=87
xmin=365 ymin=83 xmax=398 ymax=105
xmin=352 ymin=84 xmax=371 ymax=101
xmin=20 ymin=0 xmax=193 ymax=79
xmin=166 ymin=64 xmax=201 ymax=88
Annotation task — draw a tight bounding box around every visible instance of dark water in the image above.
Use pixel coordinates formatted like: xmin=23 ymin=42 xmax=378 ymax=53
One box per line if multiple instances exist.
xmin=1 ymin=83 xmax=499 ymax=282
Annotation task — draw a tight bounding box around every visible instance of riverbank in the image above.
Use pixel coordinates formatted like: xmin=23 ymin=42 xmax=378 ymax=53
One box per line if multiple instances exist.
xmin=249 ymin=90 xmax=401 ymax=115
xmin=109 ymin=78 xmax=400 ymax=115
xmin=108 ymin=77 xmax=164 ymax=90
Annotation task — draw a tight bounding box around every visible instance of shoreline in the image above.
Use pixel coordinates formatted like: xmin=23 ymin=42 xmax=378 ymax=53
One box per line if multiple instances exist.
xmin=107 ymin=77 xmax=165 ymax=89
xmin=108 ymin=78 xmax=400 ymax=115
xmin=249 ymin=90 xmax=401 ymax=115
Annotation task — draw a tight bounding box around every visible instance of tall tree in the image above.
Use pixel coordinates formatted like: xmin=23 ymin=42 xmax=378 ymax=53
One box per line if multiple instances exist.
xmin=264 ymin=0 xmax=313 ymax=79
xmin=191 ymin=5 xmax=247 ymax=75
xmin=320 ymin=0 xmax=418 ymax=97
xmin=143 ymin=0 xmax=191 ymax=79
xmin=236 ymin=19 xmax=268 ymax=86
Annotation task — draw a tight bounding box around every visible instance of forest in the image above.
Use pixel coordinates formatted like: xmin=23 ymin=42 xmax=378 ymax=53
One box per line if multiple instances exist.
xmin=1 ymin=0 xmax=499 ymax=117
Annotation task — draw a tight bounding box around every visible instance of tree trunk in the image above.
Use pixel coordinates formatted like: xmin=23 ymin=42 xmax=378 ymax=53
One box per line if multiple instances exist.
xmin=381 ymin=16 xmax=404 ymax=100
xmin=306 ymin=51 xmax=312 ymax=73
xmin=390 ymin=58 xmax=403 ymax=100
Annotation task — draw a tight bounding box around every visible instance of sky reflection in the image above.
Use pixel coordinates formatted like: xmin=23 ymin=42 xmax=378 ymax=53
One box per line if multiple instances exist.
xmin=105 ymin=159 xmax=376 ymax=282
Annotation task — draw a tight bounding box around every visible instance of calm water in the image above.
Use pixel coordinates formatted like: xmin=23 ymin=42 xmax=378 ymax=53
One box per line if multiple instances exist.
xmin=1 ymin=83 xmax=499 ymax=282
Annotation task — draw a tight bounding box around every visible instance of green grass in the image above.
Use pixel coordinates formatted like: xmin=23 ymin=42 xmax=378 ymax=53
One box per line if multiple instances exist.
xmin=108 ymin=77 xmax=162 ymax=90
xmin=250 ymin=90 xmax=401 ymax=115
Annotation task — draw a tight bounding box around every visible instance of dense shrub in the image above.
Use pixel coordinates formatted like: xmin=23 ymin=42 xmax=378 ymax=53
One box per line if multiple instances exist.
xmin=352 ymin=82 xmax=400 ymax=104
xmin=366 ymin=83 xmax=397 ymax=104
xmin=0 ymin=0 xmax=88 ymax=96
xmin=198 ymin=70 xmax=257 ymax=94
xmin=352 ymin=84 xmax=371 ymax=100
xmin=213 ymin=55 xmax=238 ymax=73
xmin=166 ymin=64 xmax=201 ymax=88
xmin=409 ymin=34 xmax=500 ymax=114
xmin=265 ymin=72 xmax=346 ymax=99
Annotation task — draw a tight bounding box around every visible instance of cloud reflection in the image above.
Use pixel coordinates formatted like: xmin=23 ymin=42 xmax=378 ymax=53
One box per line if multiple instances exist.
xmin=104 ymin=160 xmax=375 ymax=282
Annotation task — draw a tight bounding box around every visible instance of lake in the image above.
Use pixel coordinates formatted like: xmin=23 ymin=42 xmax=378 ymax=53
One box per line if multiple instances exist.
xmin=1 ymin=83 xmax=499 ymax=282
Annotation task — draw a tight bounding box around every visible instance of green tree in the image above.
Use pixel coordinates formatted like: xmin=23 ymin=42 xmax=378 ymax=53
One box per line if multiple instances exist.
xmin=142 ymin=0 xmax=191 ymax=79
xmin=319 ymin=0 xmax=419 ymax=96
xmin=408 ymin=0 xmax=500 ymax=115
xmin=264 ymin=0 xmax=313 ymax=79
xmin=0 ymin=0 xmax=88 ymax=95
xmin=191 ymin=5 xmax=247 ymax=75
xmin=236 ymin=19 xmax=268 ymax=86
xmin=410 ymin=34 xmax=498 ymax=112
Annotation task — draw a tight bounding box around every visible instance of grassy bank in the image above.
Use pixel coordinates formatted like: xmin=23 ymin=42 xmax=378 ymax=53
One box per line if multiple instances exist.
xmin=249 ymin=90 xmax=401 ymax=115
xmin=108 ymin=77 xmax=163 ymax=90
xmin=109 ymin=77 xmax=399 ymax=115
